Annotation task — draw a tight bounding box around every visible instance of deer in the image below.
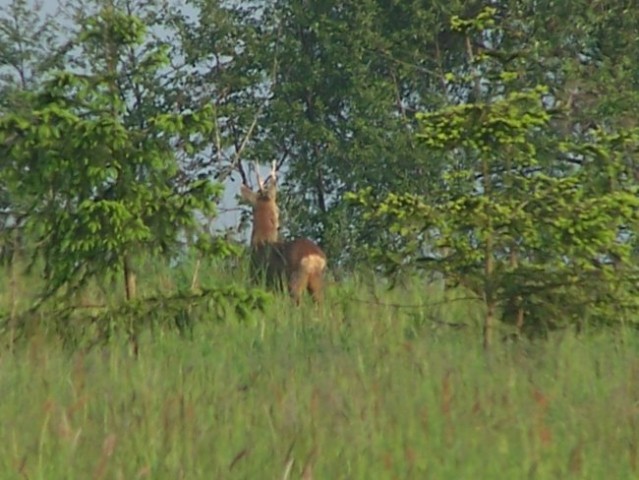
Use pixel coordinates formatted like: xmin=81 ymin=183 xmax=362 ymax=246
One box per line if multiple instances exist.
xmin=240 ymin=161 xmax=327 ymax=305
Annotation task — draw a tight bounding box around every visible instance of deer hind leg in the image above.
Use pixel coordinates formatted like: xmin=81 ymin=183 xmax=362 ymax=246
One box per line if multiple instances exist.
xmin=288 ymin=269 xmax=309 ymax=305
xmin=307 ymin=271 xmax=324 ymax=304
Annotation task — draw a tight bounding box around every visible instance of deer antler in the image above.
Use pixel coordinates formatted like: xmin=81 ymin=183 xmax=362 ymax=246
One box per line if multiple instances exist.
xmin=252 ymin=161 xmax=264 ymax=189
xmin=249 ymin=160 xmax=278 ymax=189
xmin=264 ymin=160 xmax=278 ymax=186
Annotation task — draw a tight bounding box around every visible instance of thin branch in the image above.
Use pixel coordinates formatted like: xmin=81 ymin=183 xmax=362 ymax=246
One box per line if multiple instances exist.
xmin=235 ymin=18 xmax=282 ymax=182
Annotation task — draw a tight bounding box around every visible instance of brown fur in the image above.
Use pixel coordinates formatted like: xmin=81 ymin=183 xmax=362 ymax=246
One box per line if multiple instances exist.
xmin=240 ymin=180 xmax=327 ymax=304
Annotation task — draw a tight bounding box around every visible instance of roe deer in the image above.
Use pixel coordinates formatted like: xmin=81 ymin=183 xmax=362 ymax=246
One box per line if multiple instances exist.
xmin=240 ymin=161 xmax=327 ymax=304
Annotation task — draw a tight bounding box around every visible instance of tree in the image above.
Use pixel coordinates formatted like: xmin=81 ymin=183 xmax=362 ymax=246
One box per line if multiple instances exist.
xmin=237 ymin=0 xmax=475 ymax=268
xmin=347 ymin=7 xmax=639 ymax=347
xmin=0 ymin=0 xmax=69 ymax=263
xmin=215 ymin=0 xmax=639 ymax=273
xmin=0 ymin=4 xmax=222 ymax=304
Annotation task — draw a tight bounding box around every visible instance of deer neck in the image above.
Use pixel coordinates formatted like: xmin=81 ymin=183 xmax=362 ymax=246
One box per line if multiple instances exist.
xmin=251 ymin=200 xmax=279 ymax=246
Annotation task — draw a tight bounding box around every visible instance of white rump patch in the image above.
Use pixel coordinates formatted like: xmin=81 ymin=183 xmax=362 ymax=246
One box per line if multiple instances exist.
xmin=300 ymin=254 xmax=326 ymax=273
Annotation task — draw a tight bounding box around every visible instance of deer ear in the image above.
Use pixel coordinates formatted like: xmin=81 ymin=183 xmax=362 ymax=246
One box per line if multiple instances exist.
xmin=240 ymin=184 xmax=258 ymax=205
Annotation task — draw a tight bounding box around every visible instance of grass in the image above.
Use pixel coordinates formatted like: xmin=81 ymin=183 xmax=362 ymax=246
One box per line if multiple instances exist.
xmin=0 ymin=258 xmax=637 ymax=479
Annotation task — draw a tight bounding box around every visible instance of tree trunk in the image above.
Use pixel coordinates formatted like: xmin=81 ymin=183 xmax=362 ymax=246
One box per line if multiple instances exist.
xmin=510 ymin=248 xmax=525 ymax=335
xmin=483 ymin=232 xmax=495 ymax=349
xmin=315 ymin=163 xmax=327 ymax=214
xmin=123 ymin=254 xmax=138 ymax=356
xmin=482 ymin=150 xmax=494 ymax=350
xmin=9 ymin=230 xmax=20 ymax=352
xmin=123 ymin=254 xmax=137 ymax=301
xmin=483 ymin=296 xmax=495 ymax=350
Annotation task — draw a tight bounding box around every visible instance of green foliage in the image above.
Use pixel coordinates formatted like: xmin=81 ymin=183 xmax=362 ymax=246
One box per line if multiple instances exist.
xmin=3 ymin=0 xmax=639 ymax=343
xmin=0 ymin=7 xmax=221 ymax=298
xmin=246 ymin=0 xmax=639 ymax=272
xmin=0 ymin=294 xmax=638 ymax=478
xmin=0 ymin=0 xmax=65 ymax=97
xmin=244 ymin=0 xmax=468 ymax=265
xmin=347 ymin=7 xmax=639 ymax=338
xmin=450 ymin=6 xmax=497 ymax=34
xmin=5 ymin=285 xmax=271 ymax=349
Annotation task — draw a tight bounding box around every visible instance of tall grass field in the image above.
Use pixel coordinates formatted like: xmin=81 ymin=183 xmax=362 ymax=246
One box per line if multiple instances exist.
xmin=0 ymin=258 xmax=637 ymax=479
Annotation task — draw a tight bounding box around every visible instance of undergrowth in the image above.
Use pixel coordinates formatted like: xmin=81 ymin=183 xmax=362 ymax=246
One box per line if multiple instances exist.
xmin=0 ymin=256 xmax=636 ymax=479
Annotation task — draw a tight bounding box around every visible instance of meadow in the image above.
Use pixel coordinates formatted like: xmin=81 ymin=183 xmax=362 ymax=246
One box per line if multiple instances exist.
xmin=0 ymin=259 xmax=637 ymax=479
